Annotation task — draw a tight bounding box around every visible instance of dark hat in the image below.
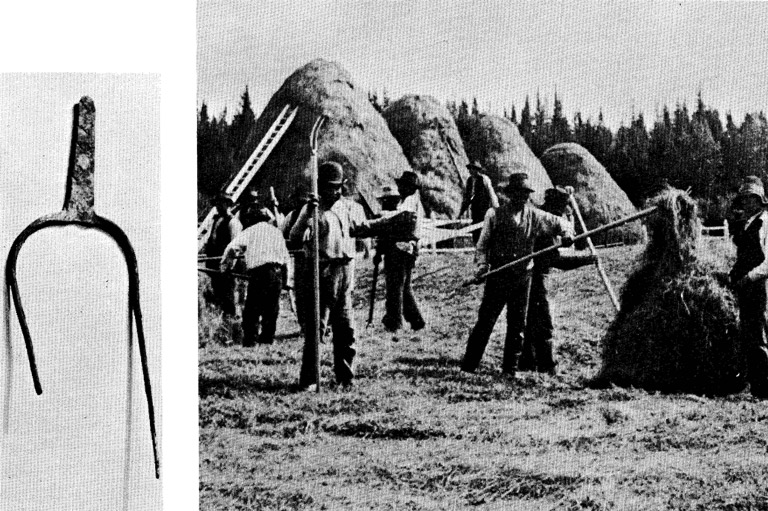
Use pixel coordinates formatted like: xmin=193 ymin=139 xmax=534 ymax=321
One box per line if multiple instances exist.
xmin=395 ymin=171 xmax=421 ymax=189
xmin=376 ymin=185 xmax=401 ymax=200
xmin=737 ymin=176 xmax=768 ymax=204
xmin=467 ymin=160 xmax=485 ymax=172
xmin=502 ymin=173 xmax=535 ymax=194
xmin=318 ymin=161 xmax=346 ymax=186
xmin=544 ymin=186 xmax=573 ymax=204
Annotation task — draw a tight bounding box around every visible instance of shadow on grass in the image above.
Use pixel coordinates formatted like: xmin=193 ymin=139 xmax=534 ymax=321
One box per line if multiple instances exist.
xmin=199 ymin=372 xmax=299 ymax=397
xmin=386 ymin=355 xmax=461 ymax=379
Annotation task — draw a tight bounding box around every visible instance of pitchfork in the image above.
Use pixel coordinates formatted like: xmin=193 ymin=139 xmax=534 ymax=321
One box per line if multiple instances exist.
xmin=2 ymin=97 xmax=160 ymax=482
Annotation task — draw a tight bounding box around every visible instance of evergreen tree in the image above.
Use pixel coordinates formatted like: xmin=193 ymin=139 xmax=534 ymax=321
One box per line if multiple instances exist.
xmin=550 ymin=92 xmax=571 ymax=145
xmin=368 ymin=90 xmax=382 ymax=113
xmin=518 ymin=96 xmax=533 ymax=143
xmin=229 ymin=86 xmax=257 ymax=165
xmin=510 ymin=105 xmax=517 ymax=124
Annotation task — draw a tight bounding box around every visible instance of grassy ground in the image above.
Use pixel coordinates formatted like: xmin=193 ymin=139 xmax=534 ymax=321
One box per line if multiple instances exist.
xmin=199 ymin=239 xmax=768 ymax=510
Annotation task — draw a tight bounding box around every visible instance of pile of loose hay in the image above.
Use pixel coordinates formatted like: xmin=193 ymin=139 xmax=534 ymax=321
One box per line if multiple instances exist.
xmin=463 ymin=114 xmax=552 ymax=205
xmin=383 ymin=95 xmax=469 ymax=217
xmin=540 ymin=143 xmax=645 ymax=246
xmin=595 ymin=188 xmax=745 ymax=395
xmin=241 ymin=58 xmax=412 ymax=215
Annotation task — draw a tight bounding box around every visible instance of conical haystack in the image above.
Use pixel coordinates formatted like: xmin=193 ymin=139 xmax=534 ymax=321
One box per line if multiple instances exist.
xmin=383 ymin=95 xmax=469 ymax=217
xmin=595 ymin=188 xmax=745 ymax=396
xmin=242 ymin=59 xmax=412 ymax=215
xmin=541 ymin=143 xmax=645 ymax=246
xmin=464 ymin=114 xmax=552 ymax=205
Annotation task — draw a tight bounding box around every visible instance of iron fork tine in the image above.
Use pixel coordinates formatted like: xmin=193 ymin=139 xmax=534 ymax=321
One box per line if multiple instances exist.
xmin=4 ymin=96 xmax=159 ymax=479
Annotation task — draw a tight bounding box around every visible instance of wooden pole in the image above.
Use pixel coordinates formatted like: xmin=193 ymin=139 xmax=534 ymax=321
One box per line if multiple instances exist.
xmin=463 ymin=205 xmax=657 ymax=287
xmin=299 ymin=115 xmax=326 ymax=391
xmin=568 ymin=194 xmax=621 ymax=312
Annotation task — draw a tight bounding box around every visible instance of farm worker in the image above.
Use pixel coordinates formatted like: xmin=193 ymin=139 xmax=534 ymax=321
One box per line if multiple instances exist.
xmin=729 ymin=176 xmax=768 ymax=399
xmin=519 ymin=187 xmax=595 ymax=374
xmin=203 ymin=193 xmax=242 ymax=317
xmin=220 ymin=204 xmax=290 ymax=347
xmin=289 ymin=161 xmax=379 ymax=387
xmin=380 ymin=171 xmax=426 ymax=333
xmin=460 ymin=173 xmax=574 ymax=378
xmin=458 ymin=161 xmax=500 ymax=244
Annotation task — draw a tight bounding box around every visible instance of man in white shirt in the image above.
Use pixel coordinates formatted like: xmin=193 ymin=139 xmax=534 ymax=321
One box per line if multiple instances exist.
xmin=381 ymin=171 xmax=426 ymax=333
xmin=730 ymin=176 xmax=768 ymax=398
xmin=221 ymin=205 xmax=290 ymax=347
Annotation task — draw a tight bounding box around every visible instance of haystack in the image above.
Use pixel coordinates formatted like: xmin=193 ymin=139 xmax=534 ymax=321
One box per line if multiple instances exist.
xmin=383 ymin=95 xmax=469 ymax=217
xmin=540 ymin=143 xmax=645 ymax=246
xmin=595 ymin=188 xmax=745 ymax=396
xmin=464 ymin=114 xmax=552 ymax=205
xmin=241 ymin=59 xmax=412 ymax=215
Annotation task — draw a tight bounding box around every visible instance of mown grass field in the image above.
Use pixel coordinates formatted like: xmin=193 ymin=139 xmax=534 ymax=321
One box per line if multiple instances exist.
xmin=199 ymin=239 xmax=768 ymax=510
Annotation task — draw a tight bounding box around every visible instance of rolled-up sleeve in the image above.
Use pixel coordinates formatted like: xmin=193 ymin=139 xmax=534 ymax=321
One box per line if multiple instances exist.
xmin=747 ymin=213 xmax=768 ymax=282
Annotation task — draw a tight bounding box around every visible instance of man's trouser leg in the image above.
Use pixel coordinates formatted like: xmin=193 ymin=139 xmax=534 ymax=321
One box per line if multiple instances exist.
xmin=382 ymin=249 xmax=405 ymax=331
xmin=524 ymin=272 xmax=555 ymax=371
xmin=461 ymin=278 xmax=507 ymax=372
xmin=251 ymin=264 xmax=283 ymax=345
xmin=325 ymin=262 xmax=356 ymax=384
xmin=502 ymin=271 xmax=533 ymax=374
xmin=401 ymin=251 xmax=425 ymax=329
xmin=242 ymin=270 xmax=262 ymax=346
xmin=738 ymin=282 xmax=768 ymax=397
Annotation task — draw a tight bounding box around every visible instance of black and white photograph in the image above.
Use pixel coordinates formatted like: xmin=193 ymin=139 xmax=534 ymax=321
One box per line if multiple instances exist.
xmin=0 ymin=74 xmax=162 ymax=510
xmin=198 ymin=2 xmax=768 ymax=509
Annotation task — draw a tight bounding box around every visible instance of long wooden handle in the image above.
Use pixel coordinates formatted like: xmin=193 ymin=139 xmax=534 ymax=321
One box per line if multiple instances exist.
xmin=569 ymin=195 xmax=621 ymax=312
xmin=464 ymin=205 xmax=656 ymax=287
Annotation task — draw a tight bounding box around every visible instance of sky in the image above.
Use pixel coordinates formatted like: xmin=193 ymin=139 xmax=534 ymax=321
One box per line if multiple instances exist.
xmin=198 ymin=1 xmax=768 ymax=131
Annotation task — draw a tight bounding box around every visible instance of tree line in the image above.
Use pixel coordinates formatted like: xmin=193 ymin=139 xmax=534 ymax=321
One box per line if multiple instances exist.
xmin=200 ymin=86 xmax=768 ymax=225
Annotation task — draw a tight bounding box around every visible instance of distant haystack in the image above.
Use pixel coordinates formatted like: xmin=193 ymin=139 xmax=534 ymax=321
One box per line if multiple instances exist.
xmin=541 ymin=143 xmax=645 ymax=246
xmin=595 ymin=188 xmax=745 ymax=396
xmin=383 ymin=95 xmax=469 ymax=217
xmin=241 ymin=58 xmax=412 ymax=215
xmin=465 ymin=114 xmax=552 ymax=205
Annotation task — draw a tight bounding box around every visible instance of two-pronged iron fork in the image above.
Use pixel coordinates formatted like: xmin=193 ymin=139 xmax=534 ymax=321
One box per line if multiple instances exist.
xmin=3 ymin=96 xmax=159 ymax=479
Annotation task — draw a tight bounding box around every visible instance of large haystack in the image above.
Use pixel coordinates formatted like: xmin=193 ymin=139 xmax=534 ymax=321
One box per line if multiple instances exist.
xmin=595 ymin=189 xmax=745 ymax=396
xmin=541 ymin=143 xmax=645 ymax=246
xmin=242 ymin=59 xmax=412 ymax=215
xmin=383 ymin=95 xmax=469 ymax=217
xmin=464 ymin=114 xmax=552 ymax=205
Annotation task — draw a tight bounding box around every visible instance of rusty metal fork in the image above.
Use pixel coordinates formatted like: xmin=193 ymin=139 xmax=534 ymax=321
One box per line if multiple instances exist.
xmin=4 ymin=96 xmax=159 ymax=479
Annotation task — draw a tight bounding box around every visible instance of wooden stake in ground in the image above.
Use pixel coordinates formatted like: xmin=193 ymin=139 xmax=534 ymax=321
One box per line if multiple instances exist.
xmin=299 ymin=115 xmax=326 ymax=391
xmin=568 ymin=192 xmax=621 ymax=312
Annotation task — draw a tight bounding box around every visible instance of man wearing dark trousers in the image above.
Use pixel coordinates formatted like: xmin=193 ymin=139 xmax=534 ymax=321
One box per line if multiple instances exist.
xmin=381 ymin=171 xmax=426 ymax=333
xmin=204 ymin=194 xmax=242 ymax=316
xmin=458 ymin=161 xmax=500 ymax=245
xmin=730 ymin=176 xmax=768 ymax=399
xmin=461 ymin=173 xmax=573 ymax=378
xmin=221 ymin=204 xmax=290 ymax=346
xmin=289 ymin=161 xmax=376 ymax=388
xmin=519 ymin=186 xmax=595 ymax=374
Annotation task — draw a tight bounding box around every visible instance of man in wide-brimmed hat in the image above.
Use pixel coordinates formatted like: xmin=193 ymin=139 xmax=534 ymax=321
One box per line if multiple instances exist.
xmin=729 ymin=175 xmax=768 ymax=398
xmin=289 ymin=161 xmax=379 ymax=388
xmin=203 ymin=193 xmax=242 ymax=317
xmin=380 ymin=171 xmax=426 ymax=334
xmin=519 ymin=186 xmax=595 ymax=374
xmin=461 ymin=173 xmax=574 ymax=379
xmin=458 ymin=160 xmax=500 ymax=244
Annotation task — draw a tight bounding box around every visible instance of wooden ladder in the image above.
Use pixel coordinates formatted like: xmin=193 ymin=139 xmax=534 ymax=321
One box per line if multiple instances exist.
xmin=198 ymin=104 xmax=298 ymax=251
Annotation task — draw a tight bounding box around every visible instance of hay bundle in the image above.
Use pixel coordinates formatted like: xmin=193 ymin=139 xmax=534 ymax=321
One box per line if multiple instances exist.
xmin=242 ymin=58 xmax=412 ymax=215
xmin=464 ymin=114 xmax=552 ymax=205
xmin=540 ymin=143 xmax=645 ymax=246
xmin=596 ymin=188 xmax=745 ymax=395
xmin=382 ymin=95 xmax=469 ymax=217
